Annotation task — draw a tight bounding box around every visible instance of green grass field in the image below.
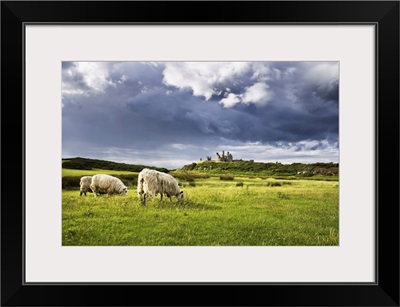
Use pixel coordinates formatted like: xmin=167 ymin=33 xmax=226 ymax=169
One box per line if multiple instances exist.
xmin=62 ymin=168 xmax=135 ymax=177
xmin=62 ymin=169 xmax=339 ymax=246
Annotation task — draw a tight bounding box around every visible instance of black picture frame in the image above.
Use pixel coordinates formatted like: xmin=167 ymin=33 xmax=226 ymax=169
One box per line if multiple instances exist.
xmin=1 ymin=1 xmax=399 ymax=306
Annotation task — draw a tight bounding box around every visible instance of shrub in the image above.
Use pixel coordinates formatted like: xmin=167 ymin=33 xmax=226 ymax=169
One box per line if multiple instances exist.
xmin=267 ymin=182 xmax=282 ymax=187
xmin=236 ymin=182 xmax=244 ymax=187
xmin=220 ymin=175 xmax=234 ymax=180
xmin=62 ymin=176 xmax=81 ymax=189
xmin=171 ymin=171 xmax=210 ymax=181
xmin=189 ymin=181 xmax=196 ymax=187
xmin=112 ymin=174 xmax=138 ymax=187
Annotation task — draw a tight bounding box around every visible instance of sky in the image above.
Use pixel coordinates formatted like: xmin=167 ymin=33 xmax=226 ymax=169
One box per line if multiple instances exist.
xmin=62 ymin=61 xmax=339 ymax=170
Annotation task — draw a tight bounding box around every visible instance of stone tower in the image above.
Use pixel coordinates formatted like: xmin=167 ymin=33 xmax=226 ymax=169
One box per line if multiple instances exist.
xmin=215 ymin=150 xmax=233 ymax=162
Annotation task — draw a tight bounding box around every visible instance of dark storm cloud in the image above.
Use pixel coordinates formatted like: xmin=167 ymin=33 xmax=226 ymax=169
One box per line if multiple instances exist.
xmin=62 ymin=63 xmax=90 ymax=94
xmin=126 ymin=90 xmax=239 ymax=139
xmin=62 ymin=61 xmax=339 ymax=168
xmin=62 ymin=61 xmax=75 ymax=69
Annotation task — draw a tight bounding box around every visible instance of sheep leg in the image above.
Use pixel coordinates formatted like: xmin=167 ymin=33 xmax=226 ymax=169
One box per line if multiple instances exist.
xmin=90 ymin=185 xmax=97 ymax=197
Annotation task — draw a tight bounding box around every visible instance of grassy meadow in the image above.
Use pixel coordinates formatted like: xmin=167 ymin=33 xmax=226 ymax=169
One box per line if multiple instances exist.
xmin=62 ymin=168 xmax=135 ymax=177
xmin=62 ymin=169 xmax=339 ymax=246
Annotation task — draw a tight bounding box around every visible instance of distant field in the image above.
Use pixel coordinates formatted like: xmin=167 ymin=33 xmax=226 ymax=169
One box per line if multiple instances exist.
xmin=62 ymin=168 xmax=339 ymax=246
xmin=62 ymin=168 xmax=136 ymax=177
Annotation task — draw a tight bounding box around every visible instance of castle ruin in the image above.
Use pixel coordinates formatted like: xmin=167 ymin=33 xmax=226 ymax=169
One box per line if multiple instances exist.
xmin=215 ymin=150 xmax=233 ymax=162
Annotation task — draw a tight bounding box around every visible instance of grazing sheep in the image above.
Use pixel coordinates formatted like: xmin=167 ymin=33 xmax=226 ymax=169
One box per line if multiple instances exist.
xmin=79 ymin=176 xmax=92 ymax=196
xmin=137 ymin=168 xmax=183 ymax=205
xmin=90 ymin=174 xmax=128 ymax=197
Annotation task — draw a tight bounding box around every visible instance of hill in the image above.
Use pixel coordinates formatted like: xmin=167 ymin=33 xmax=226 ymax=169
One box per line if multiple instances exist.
xmin=62 ymin=157 xmax=339 ymax=178
xmin=62 ymin=157 xmax=169 ymax=173
xmin=181 ymin=161 xmax=338 ymax=177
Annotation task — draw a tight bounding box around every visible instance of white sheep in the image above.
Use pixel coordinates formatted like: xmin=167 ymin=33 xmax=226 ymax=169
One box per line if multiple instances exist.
xmin=137 ymin=168 xmax=183 ymax=205
xmin=90 ymin=174 xmax=128 ymax=197
xmin=79 ymin=176 xmax=92 ymax=196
